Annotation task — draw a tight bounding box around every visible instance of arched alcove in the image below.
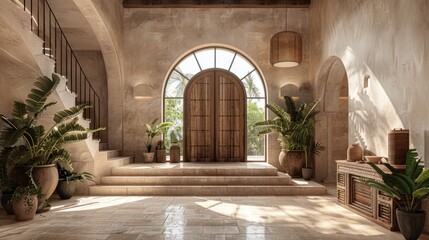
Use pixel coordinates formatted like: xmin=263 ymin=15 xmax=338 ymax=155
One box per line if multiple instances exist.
xmin=314 ymin=56 xmax=349 ymax=182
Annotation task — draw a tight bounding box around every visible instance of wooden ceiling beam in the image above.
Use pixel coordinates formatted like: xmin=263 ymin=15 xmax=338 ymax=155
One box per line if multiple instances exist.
xmin=123 ymin=0 xmax=311 ymax=8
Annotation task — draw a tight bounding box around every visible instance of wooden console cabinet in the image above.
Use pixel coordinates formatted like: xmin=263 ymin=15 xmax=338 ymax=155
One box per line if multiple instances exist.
xmin=336 ymin=160 xmax=399 ymax=231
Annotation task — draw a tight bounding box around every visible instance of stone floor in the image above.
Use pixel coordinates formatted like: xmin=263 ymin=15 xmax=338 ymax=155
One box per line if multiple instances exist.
xmin=2 ymin=187 xmax=428 ymax=240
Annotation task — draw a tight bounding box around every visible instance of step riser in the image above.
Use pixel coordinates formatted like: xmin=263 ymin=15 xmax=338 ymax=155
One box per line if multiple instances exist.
xmin=90 ymin=186 xmax=325 ymax=196
xmin=101 ymin=177 xmax=291 ymax=186
xmin=99 ymin=150 xmax=120 ymax=158
xmin=111 ymin=169 xmax=278 ymax=176
xmin=99 ymin=143 xmax=109 ymax=151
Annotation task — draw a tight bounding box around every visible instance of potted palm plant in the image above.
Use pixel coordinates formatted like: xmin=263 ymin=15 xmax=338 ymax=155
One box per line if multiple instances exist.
xmin=56 ymin=167 xmax=95 ymax=199
xmin=365 ymin=149 xmax=428 ymax=240
xmin=254 ymin=96 xmax=323 ymax=178
xmin=0 ymin=74 xmax=103 ymax=212
xmin=143 ymin=118 xmax=172 ymax=163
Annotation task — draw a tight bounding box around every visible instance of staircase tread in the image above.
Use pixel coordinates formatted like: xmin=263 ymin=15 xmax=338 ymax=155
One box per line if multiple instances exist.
xmin=108 ymin=156 xmax=133 ymax=161
xmin=100 ymin=150 xmax=120 ymax=153
xmin=102 ymin=175 xmax=290 ymax=178
xmin=90 ymin=183 xmax=323 ymax=188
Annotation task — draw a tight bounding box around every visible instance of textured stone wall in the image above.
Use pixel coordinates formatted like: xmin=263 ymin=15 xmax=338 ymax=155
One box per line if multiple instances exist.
xmin=123 ymin=8 xmax=309 ymax=165
xmin=310 ymin=0 xmax=429 ymax=161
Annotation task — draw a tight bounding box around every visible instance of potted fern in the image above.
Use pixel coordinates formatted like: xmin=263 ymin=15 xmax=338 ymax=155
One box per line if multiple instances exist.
xmin=0 ymin=74 xmax=103 ymax=212
xmin=143 ymin=118 xmax=172 ymax=163
xmin=254 ymin=96 xmax=323 ymax=178
xmin=56 ymin=167 xmax=95 ymax=199
xmin=365 ymin=149 xmax=428 ymax=240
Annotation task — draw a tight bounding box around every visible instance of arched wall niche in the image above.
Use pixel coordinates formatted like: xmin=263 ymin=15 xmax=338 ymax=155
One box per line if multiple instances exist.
xmin=314 ymin=56 xmax=349 ymax=182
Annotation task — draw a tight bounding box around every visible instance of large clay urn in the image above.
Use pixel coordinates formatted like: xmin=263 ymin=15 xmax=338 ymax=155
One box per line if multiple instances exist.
xmin=279 ymin=150 xmax=305 ymax=178
xmin=32 ymin=164 xmax=59 ymax=212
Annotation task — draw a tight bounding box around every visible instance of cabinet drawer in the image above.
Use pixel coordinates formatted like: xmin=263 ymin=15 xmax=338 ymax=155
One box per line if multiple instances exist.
xmin=350 ymin=175 xmax=373 ymax=216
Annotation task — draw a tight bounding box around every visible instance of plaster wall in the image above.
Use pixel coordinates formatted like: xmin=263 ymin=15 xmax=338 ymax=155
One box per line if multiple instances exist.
xmin=123 ymin=8 xmax=309 ymax=166
xmin=75 ymin=0 xmax=125 ymax=150
xmin=309 ymin=0 xmax=429 ymax=161
xmin=74 ymin=50 xmax=109 ymax=143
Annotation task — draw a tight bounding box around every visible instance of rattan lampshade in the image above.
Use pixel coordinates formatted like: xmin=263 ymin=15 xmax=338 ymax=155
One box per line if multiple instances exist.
xmin=270 ymin=31 xmax=302 ymax=68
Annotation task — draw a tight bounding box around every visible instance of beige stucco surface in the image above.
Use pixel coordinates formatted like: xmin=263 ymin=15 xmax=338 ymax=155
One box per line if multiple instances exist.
xmin=310 ymin=0 xmax=429 ymax=162
xmin=75 ymin=50 xmax=109 ymax=142
xmin=123 ymin=8 xmax=309 ymax=166
xmin=74 ymin=0 xmax=125 ymax=151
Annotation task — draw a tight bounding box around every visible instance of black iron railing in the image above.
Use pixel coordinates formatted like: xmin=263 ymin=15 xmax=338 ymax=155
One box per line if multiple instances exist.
xmin=19 ymin=0 xmax=101 ymax=139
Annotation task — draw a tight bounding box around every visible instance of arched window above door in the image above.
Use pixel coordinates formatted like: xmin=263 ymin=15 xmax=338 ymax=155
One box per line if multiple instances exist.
xmin=164 ymin=46 xmax=266 ymax=161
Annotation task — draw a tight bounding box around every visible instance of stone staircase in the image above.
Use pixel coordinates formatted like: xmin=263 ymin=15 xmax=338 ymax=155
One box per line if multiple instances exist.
xmin=89 ymin=163 xmax=326 ymax=196
xmin=0 ymin=0 xmax=132 ymax=193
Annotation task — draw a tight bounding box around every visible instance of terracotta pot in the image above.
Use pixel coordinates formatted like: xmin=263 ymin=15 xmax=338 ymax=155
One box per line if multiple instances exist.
xmin=347 ymin=144 xmax=362 ymax=162
xmin=32 ymin=164 xmax=58 ymax=212
xmin=156 ymin=150 xmax=167 ymax=163
xmin=396 ymin=209 xmax=426 ymax=240
xmin=143 ymin=152 xmax=155 ymax=163
xmin=279 ymin=150 xmax=305 ymax=178
xmin=56 ymin=180 xmax=77 ymax=200
xmin=1 ymin=191 xmax=14 ymax=214
xmin=302 ymin=167 xmax=313 ymax=180
xmin=170 ymin=145 xmax=180 ymax=163
xmin=11 ymin=165 xmax=58 ymax=212
xmin=12 ymin=195 xmax=38 ymax=221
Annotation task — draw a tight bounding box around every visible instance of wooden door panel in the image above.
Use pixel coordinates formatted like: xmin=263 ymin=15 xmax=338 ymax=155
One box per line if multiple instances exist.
xmin=184 ymin=73 xmax=214 ymax=162
xmin=184 ymin=70 xmax=246 ymax=162
xmin=216 ymin=72 xmax=245 ymax=162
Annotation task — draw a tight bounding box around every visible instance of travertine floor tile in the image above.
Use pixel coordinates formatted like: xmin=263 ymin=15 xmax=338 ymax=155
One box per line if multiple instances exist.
xmin=1 ymin=193 xmax=427 ymax=240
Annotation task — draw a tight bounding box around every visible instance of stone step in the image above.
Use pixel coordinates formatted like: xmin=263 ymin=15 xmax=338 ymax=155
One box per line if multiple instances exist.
xmin=101 ymin=173 xmax=291 ymax=186
xmin=100 ymin=150 xmax=120 ymax=159
xmin=108 ymin=156 xmax=133 ymax=165
xmin=89 ymin=180 xmax=326 ymax=196
xmin=111 ymin=163 xmax=278 ymax=176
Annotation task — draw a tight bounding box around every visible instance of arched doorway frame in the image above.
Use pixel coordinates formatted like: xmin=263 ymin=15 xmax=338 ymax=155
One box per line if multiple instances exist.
xmin=162 ymin=44 xmax=268 ymax=161
xmin=314 ymin=56 xmax=349 ymax=182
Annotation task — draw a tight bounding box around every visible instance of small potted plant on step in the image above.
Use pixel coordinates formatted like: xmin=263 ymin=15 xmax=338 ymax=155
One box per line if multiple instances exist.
xmin=169 ymin=131 xmax=181 ymax=163
xmin=155 ymin=140 xmax=167 ymax=163
xmin=56 ymin=167 xmax=95 ymax=199
xmin=11 ymin=185 xmax=39 ymax=221
xmin=365 ymin=149 xmax=429 ymax=240
xmin=143 ymin=118 xmax=172 ymax=163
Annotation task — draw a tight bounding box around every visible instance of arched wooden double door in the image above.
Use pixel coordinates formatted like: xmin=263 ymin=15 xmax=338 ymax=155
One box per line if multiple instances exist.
xmin=184 ymin=70 xmax=246 ymax=162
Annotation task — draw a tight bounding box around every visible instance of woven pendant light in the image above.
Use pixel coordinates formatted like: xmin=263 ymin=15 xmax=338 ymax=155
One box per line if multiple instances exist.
xmin=270 ymin=31 xmax=302 ymax=67
xmin=270 ymin=8 xmax=302 ymax=68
